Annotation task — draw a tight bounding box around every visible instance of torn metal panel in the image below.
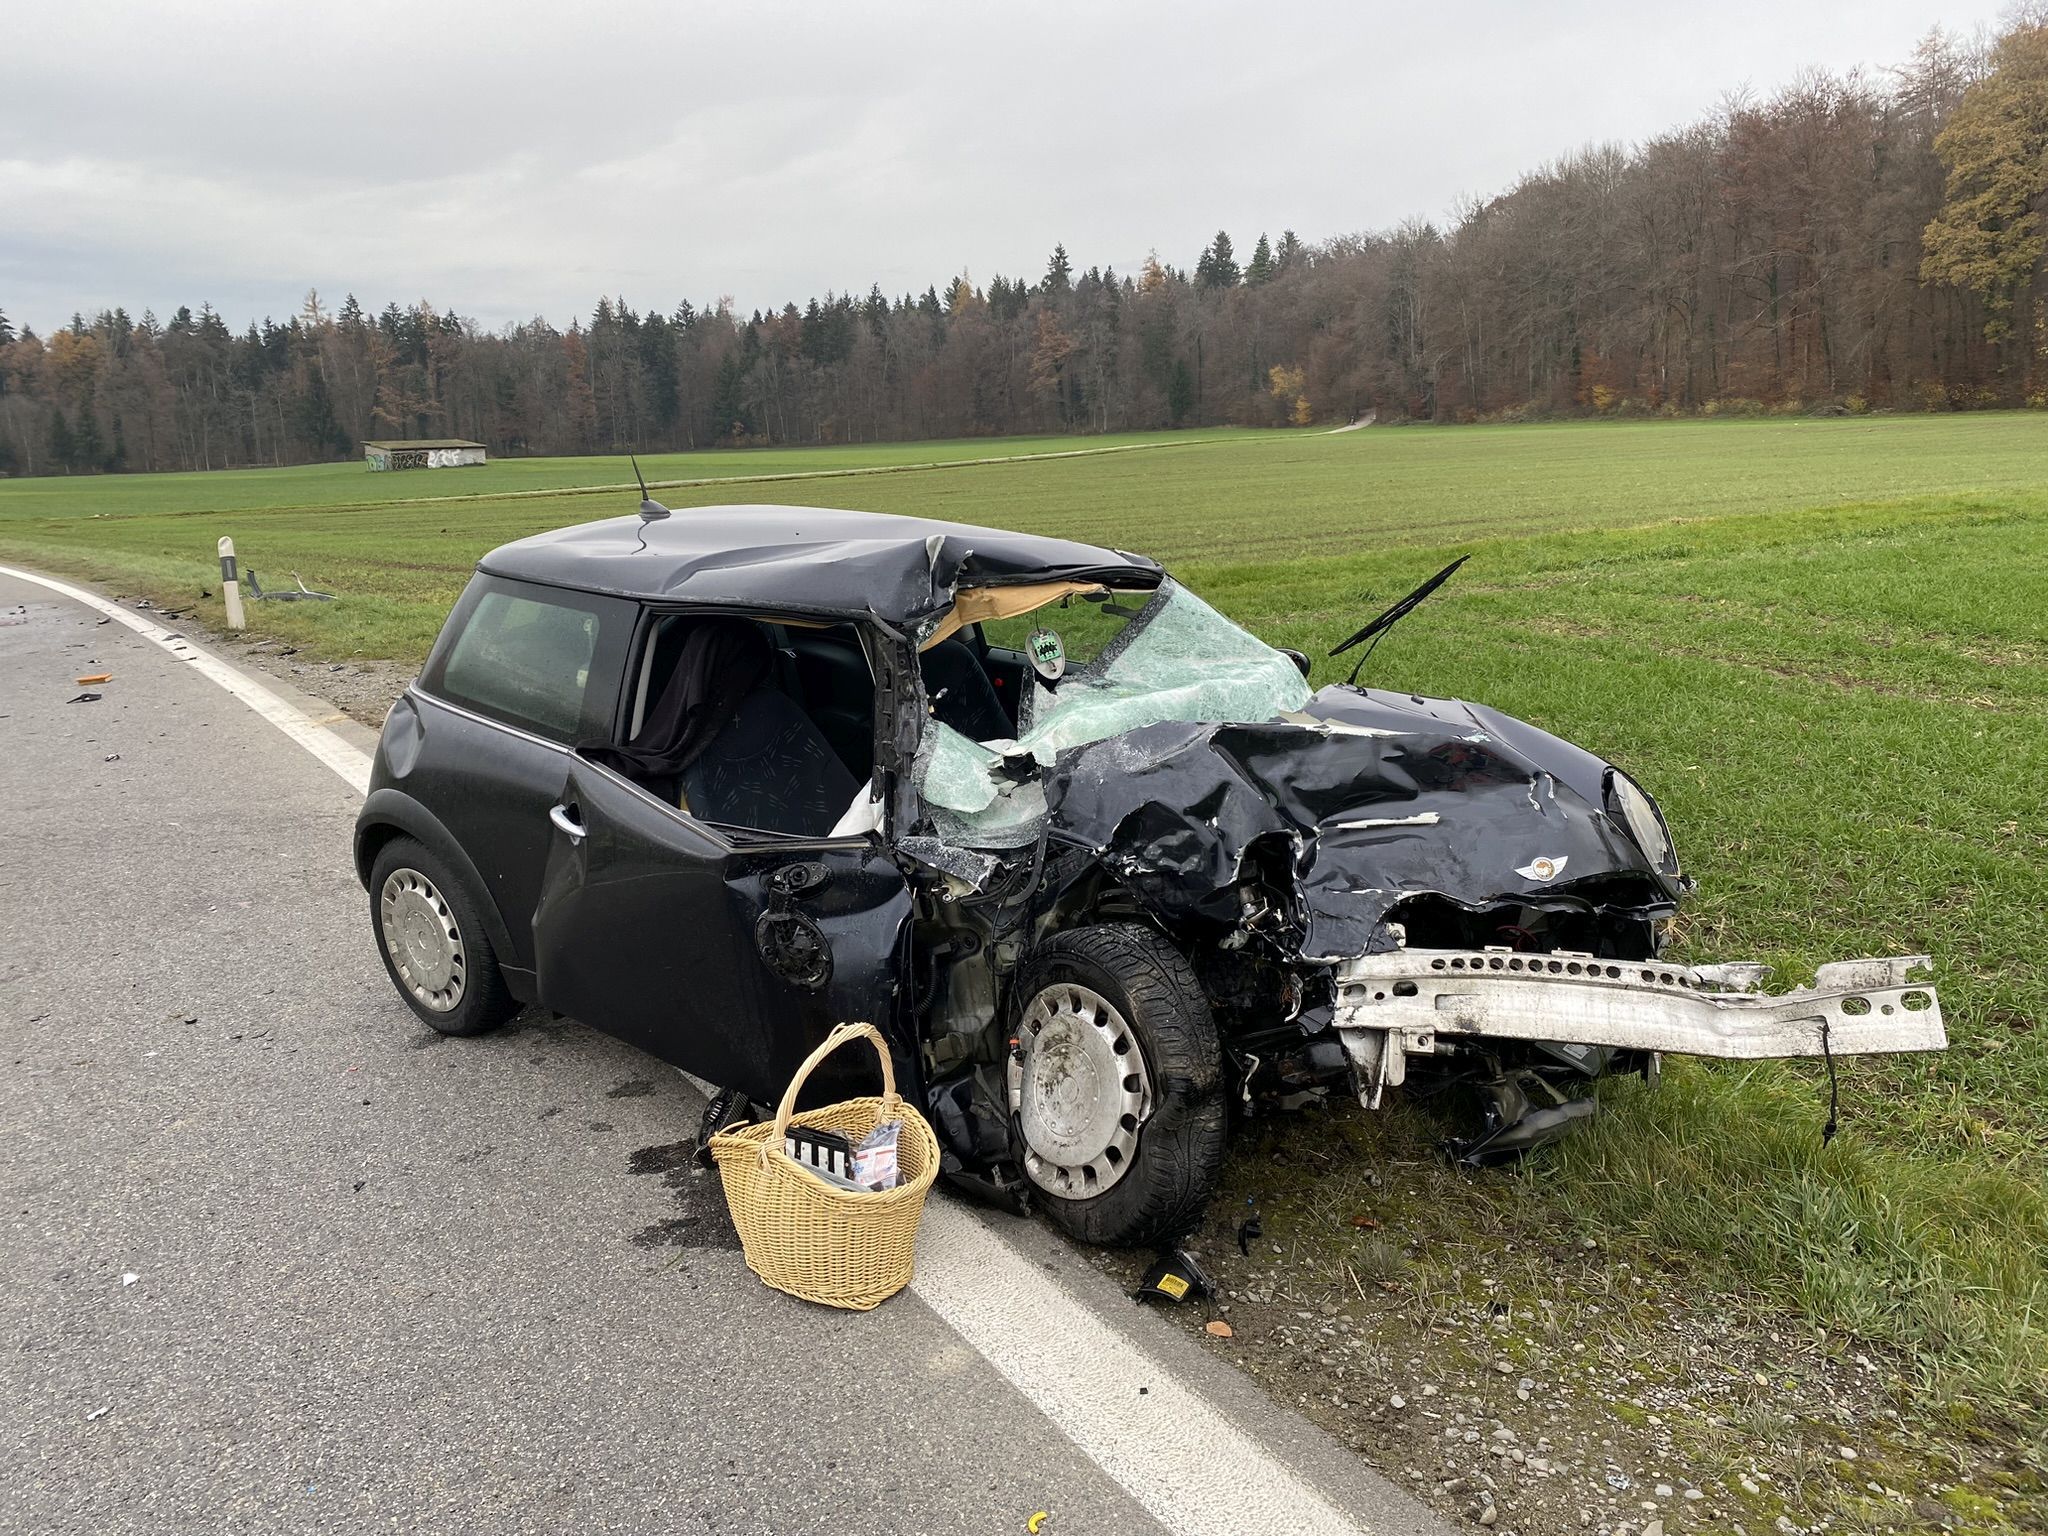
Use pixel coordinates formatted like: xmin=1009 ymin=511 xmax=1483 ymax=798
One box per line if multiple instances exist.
xmin=1043 ymin=692 xmax=1665 ymax=962
xmin=1333 ymin=948 xmax=1946 ymax=1065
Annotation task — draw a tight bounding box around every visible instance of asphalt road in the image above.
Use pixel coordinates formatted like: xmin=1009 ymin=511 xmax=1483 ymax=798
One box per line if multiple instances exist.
xmin=0 ymin=569 xmax=1449 ymax=1536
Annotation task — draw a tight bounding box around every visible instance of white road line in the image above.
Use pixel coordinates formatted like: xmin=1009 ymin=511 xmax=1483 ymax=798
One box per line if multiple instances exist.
xmin=0 ymin=564 xmax=371 ymax=795
xmin=913 ymin=1202 xmax=1369 ymax=1535
xmin=8 ymin=562 xmax=1404 ymax=1536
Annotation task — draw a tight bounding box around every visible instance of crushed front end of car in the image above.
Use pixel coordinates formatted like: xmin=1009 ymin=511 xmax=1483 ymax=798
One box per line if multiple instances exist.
xmin=894 ymin=574 xmax=1945 ymax=1237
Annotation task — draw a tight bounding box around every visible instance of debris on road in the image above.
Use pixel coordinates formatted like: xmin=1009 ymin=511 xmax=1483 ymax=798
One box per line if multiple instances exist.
xmin=245 ymin=569 xmax=334 ymax=602
xmin=85 ymin=1405 xmax=111 ymax=1422
xmin=67 ymin=691 xmax=103 ymax=704
xmin=1133 ymin=1248 xmax=1212 ymax=1305
xmin=120 ymin=1272 xmax=138 ymax=1286
xmin=76 ymin=672 xmax=113 ymax=685
xmin=1205 ymin=1319 xmax=1235 ymax=1338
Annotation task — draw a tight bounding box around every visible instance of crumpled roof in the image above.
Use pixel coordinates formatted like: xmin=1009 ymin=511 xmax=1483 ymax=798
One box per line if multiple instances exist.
xmin=478 ymin=505 xmax=1160 ymax=626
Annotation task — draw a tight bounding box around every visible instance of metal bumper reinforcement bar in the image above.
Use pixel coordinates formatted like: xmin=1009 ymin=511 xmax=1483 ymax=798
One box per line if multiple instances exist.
xmin=1332 ymin=948 xmax=1944 ymax=1105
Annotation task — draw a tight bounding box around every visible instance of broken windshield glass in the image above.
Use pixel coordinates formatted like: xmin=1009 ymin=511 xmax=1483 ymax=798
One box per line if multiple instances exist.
xmin=914 ymin=579 xmax=1312 ymax=847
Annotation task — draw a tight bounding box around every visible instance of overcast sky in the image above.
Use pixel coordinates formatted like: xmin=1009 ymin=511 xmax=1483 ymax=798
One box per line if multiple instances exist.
xmin=1 ymin=0 xmax=2013 ymax=336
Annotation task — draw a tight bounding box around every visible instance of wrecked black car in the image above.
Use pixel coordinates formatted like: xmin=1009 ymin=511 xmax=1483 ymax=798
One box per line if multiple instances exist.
xmin=355 ymin=502 xmax=1946 ymax=1244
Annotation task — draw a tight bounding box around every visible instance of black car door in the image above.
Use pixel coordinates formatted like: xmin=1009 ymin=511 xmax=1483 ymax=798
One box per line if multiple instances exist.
xmin=407 ymin=576 xmax=635 ymax=975
xmin=530 ymin=760 xmax=912 ymax=1102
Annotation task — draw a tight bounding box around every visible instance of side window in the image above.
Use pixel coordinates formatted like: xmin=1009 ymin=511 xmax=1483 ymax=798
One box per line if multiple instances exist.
xmin=425 ymin=577 xmax=630 ymax=742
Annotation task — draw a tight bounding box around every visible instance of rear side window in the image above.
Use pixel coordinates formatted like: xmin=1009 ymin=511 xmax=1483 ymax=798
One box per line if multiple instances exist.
xmin=425 ymin=576 xmax=631 ymax=741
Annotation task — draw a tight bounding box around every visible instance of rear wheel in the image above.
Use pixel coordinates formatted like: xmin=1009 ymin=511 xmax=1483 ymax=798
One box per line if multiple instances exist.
xmin=369 ymin=837 xmax=518 ymax=1037
xmin=1008 ymin=923 xmax=1225 ymax=1246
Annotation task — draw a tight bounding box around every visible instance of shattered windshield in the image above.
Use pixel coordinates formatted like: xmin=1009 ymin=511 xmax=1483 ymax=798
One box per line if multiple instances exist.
xmin=916 ymin=579 xmax=1312 ymax=847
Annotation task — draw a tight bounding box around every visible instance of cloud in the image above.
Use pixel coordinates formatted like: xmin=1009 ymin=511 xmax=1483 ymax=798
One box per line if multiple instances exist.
xmin=1 ymin=0 xmax=2009 ymax=333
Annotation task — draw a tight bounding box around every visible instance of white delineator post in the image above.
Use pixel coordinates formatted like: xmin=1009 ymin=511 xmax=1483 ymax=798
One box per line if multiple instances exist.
xmin=218 ymin=536 xmax=246 ymax=631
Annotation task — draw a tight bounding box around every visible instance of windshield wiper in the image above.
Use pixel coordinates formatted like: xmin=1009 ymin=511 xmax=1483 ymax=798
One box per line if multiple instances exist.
xmin=1329 ymin=555 xmax=1469 ymax=687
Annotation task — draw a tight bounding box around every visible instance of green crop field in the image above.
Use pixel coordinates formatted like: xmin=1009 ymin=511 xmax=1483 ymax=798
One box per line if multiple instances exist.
xmin=5 ymin=414 xmax=2045 ymax=1477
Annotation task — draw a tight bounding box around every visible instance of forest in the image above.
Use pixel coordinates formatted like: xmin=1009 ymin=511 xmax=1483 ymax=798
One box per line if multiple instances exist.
xmin=1 ymin=19 xmax=2043 ymax=476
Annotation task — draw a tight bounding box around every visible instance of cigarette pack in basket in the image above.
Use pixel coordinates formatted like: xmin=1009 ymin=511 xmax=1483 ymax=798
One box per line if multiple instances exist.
xmin=708 ymin=1021 xmax=940 ymax=1310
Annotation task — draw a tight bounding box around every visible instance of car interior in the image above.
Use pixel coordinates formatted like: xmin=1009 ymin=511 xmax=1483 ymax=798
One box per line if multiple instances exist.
xmin=596 ymin=612 xmax=1019 ymax=840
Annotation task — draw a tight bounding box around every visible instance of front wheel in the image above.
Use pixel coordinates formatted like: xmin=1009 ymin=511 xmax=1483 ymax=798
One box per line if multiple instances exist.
xmin=369 ymin=836 xmax=519 ymax=1037
xmin=1008 ymin=923 xmax=1226 ymax=1246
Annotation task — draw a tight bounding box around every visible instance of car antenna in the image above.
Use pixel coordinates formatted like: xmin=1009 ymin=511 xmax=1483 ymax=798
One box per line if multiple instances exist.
xmin=632 ymin=456 xmax=670 ymax=521
xmin=1328 ymin=554 xmax=1469 ymax=688
xmin=631 ymin=455 xmax=670 ymax=551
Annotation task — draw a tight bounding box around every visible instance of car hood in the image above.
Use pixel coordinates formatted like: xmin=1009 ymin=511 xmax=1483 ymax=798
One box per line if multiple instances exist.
xmin=1041 ymin=686 xmax=1670 ymax=962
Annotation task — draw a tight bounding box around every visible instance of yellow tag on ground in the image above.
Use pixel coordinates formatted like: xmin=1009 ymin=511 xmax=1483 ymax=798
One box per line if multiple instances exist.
xmin=1154 ymin=1272 xmax=1190 ymax=1299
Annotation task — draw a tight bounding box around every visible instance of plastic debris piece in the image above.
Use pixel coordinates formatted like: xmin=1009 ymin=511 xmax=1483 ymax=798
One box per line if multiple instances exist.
xmin=103 ymin=754 xmax=120 ymax=763
xmin=76 ymin=673 xmax=113 ymax=686
xmin=1236 ymin=1216 xmax=1262 ymax=1255
xmin=1349 ymin=1214 xmax=1381 ymax=1229
xmin=852 ymin=1119 xmax=902 ymax=1191
xmin=120 ymin=1272 xmax=138 ymax=1286
xmin=67 ymin=692 xmax=103 ymax=704
xmin=1132 ymin=1247 xmax=1213 ymax=1305
xmin=85 ymin=1405 xmax=111 ymax=1421
xmin=1026 ymin=1513 xmax=1048 ymax=1534
xmin=1205 ymin=1319 xmax=1235 ymax=1338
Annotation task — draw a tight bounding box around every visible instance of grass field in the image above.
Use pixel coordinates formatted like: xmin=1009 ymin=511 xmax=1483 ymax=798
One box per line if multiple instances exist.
xmin=5 ymin=415 xmax=2044 ymax=1474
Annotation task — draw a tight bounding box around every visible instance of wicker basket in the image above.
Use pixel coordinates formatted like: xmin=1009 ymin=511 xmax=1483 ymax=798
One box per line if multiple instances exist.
xmin=708 ymin=1022 xmax=940 ymax=1310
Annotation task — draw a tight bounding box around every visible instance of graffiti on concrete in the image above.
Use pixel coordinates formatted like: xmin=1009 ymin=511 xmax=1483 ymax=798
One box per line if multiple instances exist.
xmin=365 ymin=445 xmax=485 ymax=471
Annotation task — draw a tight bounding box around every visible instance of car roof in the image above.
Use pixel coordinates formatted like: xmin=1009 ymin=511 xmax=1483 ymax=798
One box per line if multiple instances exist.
xmin=476 ymin=504 xmax=1162 ymax=627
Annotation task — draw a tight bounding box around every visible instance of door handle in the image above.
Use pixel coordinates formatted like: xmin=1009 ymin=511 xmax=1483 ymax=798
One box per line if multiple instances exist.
xmin=549 ymin=803 xmax=586 ymax=841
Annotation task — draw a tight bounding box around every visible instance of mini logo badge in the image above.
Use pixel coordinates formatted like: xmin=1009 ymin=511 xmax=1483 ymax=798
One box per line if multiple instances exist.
xmin=1516 ymin=855 xmax=1569 ymax=882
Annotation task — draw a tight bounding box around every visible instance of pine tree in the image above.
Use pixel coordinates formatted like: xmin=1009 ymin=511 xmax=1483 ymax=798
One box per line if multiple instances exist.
xmin=1167 ymin=359 xmax=1195 ymax=423
xmin=48 ymin=411 xmax=74 ymax=472
xmin=1043 ymin=243 xmax=1073 ymax=296
xmin=72 ymin=410 xmax=106 ymax=472
xmin=0 ymin=308 xmax=14 ymax=346
xmin=1197 ymin=231 xmax=1239 ymax=289
xmin=1246 ymin=233 xmax=1274 ymax=286
xmin=1274 ymin=230 xmax=1305 ymax=271
xmin=711 ymin=352 xmax=748 ymax=441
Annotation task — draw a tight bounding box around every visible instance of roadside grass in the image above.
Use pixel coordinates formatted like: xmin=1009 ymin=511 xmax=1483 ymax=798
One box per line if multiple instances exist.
xmin=1192 ymin=497 xmax=2048 ymax=1445
xmin=3 ymin=413 xmax=2043 ymax=1439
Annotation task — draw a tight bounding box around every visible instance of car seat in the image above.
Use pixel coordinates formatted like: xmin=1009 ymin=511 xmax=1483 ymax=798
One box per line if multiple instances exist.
xmin=920 ymin=637 xmax=1011 ymax=742
xmin=600 ymin=618 xmax=856 ymax=837
xmin=783 ymin=627 xmax=876 ymax=779
xmin=681 ymin=686 xmax=859 ymax=837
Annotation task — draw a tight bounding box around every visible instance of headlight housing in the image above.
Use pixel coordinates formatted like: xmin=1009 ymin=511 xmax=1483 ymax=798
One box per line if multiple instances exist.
xmin=1603 ymin=766 xmax=1681 ymax=880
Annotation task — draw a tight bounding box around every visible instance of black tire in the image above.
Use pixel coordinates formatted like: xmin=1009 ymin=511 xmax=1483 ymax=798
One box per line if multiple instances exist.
xmin=1011 ymin=923 xmax=1226 ymax=1246
xmin=368 ymin=836 xmax=519 ymax=1037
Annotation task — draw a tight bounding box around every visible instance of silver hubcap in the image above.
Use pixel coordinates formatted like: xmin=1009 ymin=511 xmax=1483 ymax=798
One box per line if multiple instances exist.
xmin=379 ymin=868 xmax=465 ymax=1013
xmin=1008 ymin=983 xmax=1153 ymax=1198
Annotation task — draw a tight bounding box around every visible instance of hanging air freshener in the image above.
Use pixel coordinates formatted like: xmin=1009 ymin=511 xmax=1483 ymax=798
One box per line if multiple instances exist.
xmin=1027 ymin=627 xmax=1066 ymax=681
